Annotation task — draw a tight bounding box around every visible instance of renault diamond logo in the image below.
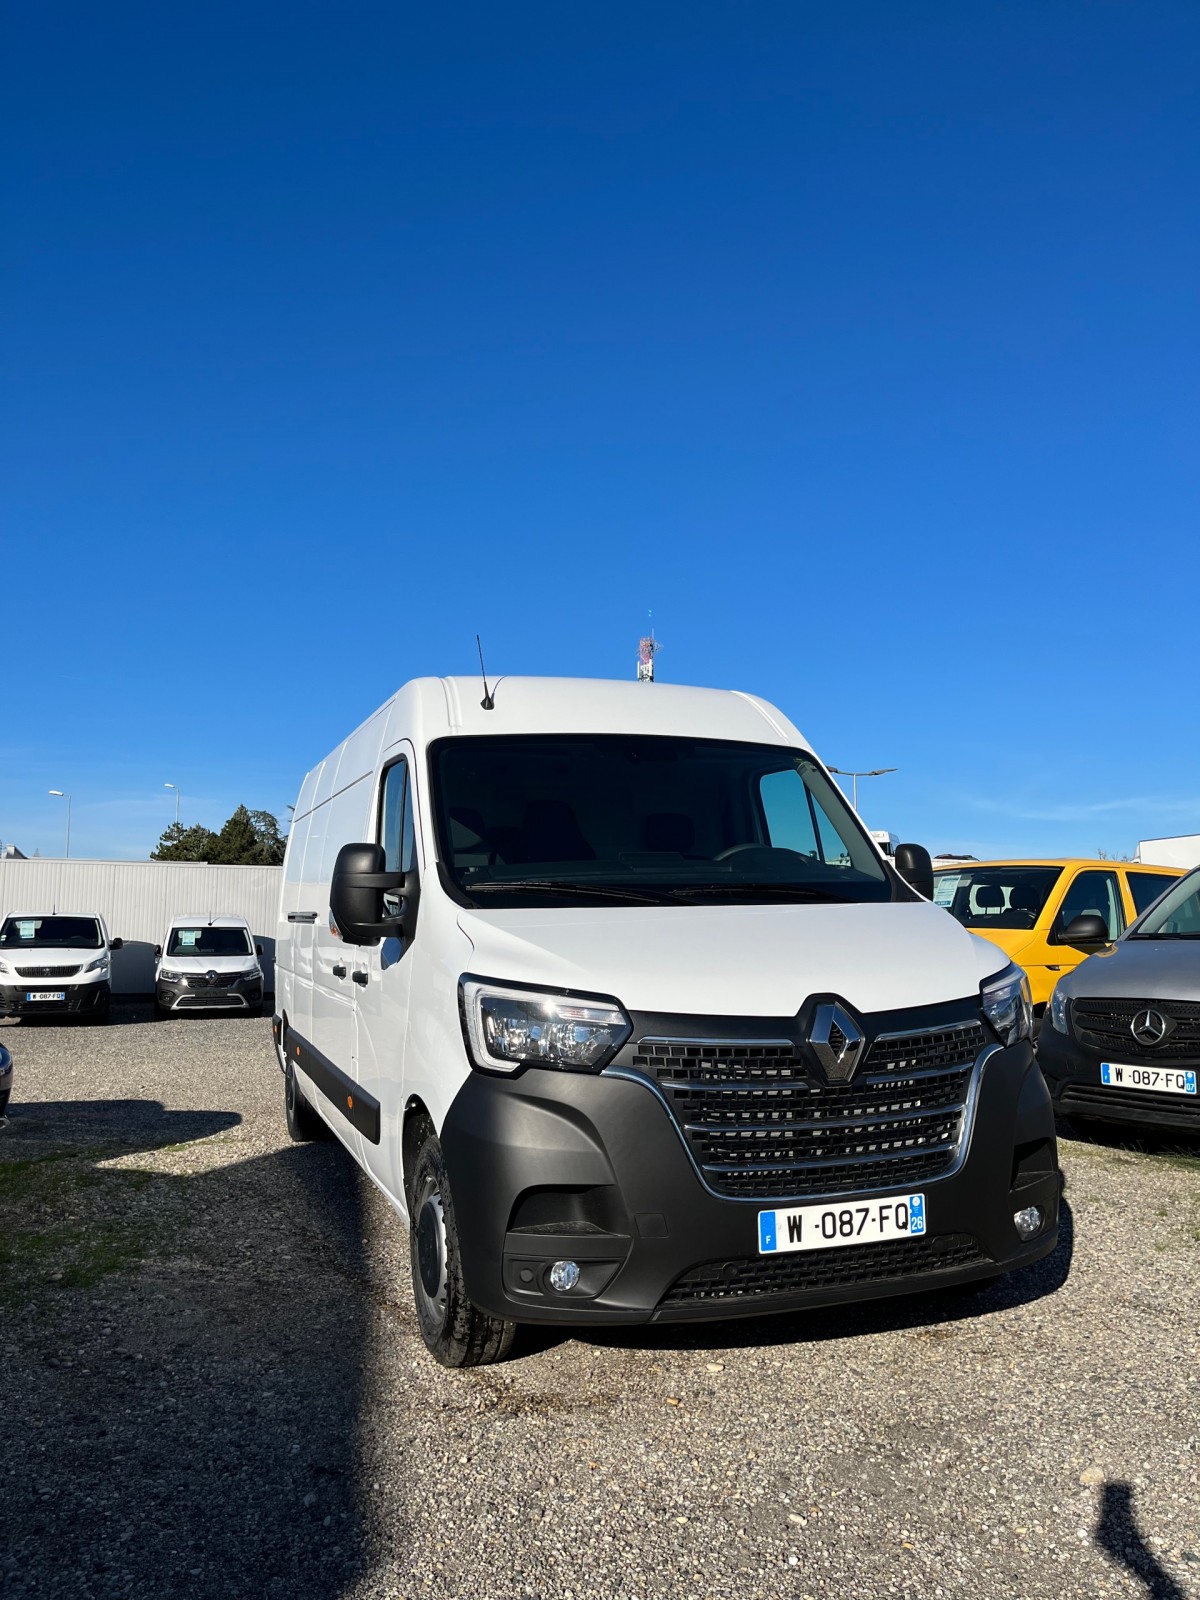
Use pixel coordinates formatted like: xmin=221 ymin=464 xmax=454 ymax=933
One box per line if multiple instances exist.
xmin=206 ymin=970 xmax=218 ymax=985
xmin=809 ymin=1002 xmax=866 ymax=1084
xmin=1131 ymin=1008 xmax=1171 ymax=1048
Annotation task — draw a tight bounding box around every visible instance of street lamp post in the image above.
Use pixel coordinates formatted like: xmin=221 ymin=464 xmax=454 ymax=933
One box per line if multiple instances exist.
xmin=48 ymin=790 xmax=72 ymax=858
xmin=827 ymin=766 xmax=898 ymax=814
xmin=164 ymin=783 xmax=180 ymax=827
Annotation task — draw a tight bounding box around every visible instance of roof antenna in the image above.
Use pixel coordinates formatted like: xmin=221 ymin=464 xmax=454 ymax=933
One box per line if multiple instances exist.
xmin=476 ymin=634 xmax=495 ymax=711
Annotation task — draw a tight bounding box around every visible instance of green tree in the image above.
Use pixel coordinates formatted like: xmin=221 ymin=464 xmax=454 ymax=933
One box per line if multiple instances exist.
xmin=150 ymin=807 xmax=286 ymax=864
xmin=210 ymin=805 xmax=259 ymax=865
xmin=151 ymin=822 xmax=221 ymax=862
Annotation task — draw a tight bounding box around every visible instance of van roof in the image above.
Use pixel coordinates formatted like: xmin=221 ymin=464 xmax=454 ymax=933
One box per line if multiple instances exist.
xmin=293 ymin=676 xmax=811 ymax=820
xmin=932 ymin=859 xmax=1180 ymax=872
xmin=166 ymin=913 xmax=253 ymax=927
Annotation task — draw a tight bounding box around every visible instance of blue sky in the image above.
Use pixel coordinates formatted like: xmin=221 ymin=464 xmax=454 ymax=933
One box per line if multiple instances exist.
xmin=4 ymin=2 xmax=1198 ymax=861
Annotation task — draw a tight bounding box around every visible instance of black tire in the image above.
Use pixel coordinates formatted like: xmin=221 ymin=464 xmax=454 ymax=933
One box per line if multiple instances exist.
xmin=284 ymin=1058 xmax=325 ymax=1142
xmin=153 ymin=1002 xmax=172 ymax=1021
xmin=0 ymin=1089 xmax=10 ymax=1118
xmin=408 ymin=1121 xmax=516 ymax=1368
xmin=91 ymin=1001 xmax=112 ymax=1026
xmin=245 ymin=1003 xmax=264 ymax=1019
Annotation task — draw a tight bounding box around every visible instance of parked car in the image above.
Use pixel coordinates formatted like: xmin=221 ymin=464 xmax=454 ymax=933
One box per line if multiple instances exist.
xmin=0 ymin=1041 xmax=11 ymax=1116
xmin=1037 ymin=866 xmax=1200 ymax=1131
xmin=0 ymin=913 xmax=122 ymax=1022
xmin=932 ymin=859 xmax=1181 ymax=1017
xmin=154 ymin=914 xmax=265 ymax=1018
xmin=275 ymin=675 xmax=1059 ymax=1367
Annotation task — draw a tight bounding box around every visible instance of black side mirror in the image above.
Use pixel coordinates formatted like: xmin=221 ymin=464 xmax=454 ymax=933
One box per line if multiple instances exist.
xmin=329 ymin=842 xmax=409 ymax=945
xmin=256 ymin=944 xmax=263 ymax=957
xmin=1054 ymin=913 xmax=1110 ymax=946
xmin=110 ymin=937 xmax=124 ymax=952
xmin=154 ymin=945 xmax=162 ymax=959
xmin=894 ymin=843 xmax=934 ymax=901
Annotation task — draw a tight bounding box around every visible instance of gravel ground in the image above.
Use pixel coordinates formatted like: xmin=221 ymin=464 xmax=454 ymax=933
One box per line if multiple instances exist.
xmin=1 ymin=1008 xmax=1197 ymax=1600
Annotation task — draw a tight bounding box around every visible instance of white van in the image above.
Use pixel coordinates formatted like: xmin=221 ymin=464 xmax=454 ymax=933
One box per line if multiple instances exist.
xmin=275 ymin=677 xmax=1059 ymax=1367
xmin=154 ymin=914 xmax=265 ymax=1018
xmin=0 ymin=913 xmax=122 ymax=1022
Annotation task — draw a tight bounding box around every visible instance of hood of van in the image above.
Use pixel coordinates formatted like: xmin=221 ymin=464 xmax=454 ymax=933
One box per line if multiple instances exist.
xmin=1056 ymin=937 xmax=1200 ymax=1002
xmin=456 ymin=901 xmax=1007 ymax=1018
xmin=962 ymin=926 xmax=1040 ymax=965
xmin=0 ymin=946 xmax=107 ymax=973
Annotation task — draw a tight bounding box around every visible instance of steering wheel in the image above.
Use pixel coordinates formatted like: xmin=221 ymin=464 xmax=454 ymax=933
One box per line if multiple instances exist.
xmin=714 ymin=843 xmax=773 ymax=861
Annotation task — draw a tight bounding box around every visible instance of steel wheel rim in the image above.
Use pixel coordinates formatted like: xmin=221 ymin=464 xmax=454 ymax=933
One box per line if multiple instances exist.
xmin=414 ymin=1185 xmax=449 ymax=1327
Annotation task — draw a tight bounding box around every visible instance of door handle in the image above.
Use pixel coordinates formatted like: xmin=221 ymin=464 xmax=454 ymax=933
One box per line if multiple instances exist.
xmin=332 ymin=964 xmax=347 ymax=979
xmin=352 ymin=970 xmax=368 ymax=986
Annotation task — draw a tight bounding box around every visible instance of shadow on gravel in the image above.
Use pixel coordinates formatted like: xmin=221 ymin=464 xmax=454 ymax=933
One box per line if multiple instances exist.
xmin=1 ymin=1096 xmax=378 ymax=1600
xmin=1058 ymin=1115 xmax=1200 ymax=1163
xmin=1096 ymin=1482 xmax=1188 ymax=1600
xmin=517 ymin=1198 xmax=1075 ymax=1362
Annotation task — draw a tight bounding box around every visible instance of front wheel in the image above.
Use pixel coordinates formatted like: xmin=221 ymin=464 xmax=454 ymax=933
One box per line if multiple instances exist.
xmin=408 ymin=1123 xmax=516 ymax=1368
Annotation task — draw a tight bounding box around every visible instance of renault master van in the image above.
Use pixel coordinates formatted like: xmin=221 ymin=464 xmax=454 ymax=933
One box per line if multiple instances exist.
xmin=275 ymin=677 xmax=1059 ymax=1367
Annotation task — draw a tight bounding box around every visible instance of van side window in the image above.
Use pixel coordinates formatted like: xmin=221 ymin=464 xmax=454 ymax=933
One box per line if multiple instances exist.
xmin=1057 ymin=870 xmax=1124 ymax=940
xmin=380 ymin=759 xmax=417 ymax=914
xmin=1127 ymin=872 xmax=1172 ymax=917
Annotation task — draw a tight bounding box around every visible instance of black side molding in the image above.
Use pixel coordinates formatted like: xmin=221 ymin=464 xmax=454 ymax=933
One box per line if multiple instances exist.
xmin=285 ymin=1026 xmax=380 ymax=1144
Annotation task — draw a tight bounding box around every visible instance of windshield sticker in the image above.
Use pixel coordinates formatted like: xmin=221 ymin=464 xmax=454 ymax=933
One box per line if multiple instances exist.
xmin=179 ymin=930 xmax=199 ymax=947
xmin=932 ymin=874 xmax=959 ymax=907
xmin=16 ymin=920 xmax=37 ymax=939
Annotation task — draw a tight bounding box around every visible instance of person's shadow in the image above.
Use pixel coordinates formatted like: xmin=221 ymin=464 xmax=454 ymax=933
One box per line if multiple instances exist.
xmin=1096 ymin=1482 xmax=1189 ymax=1600
xmin=1 ymin=1095 xmax=384 ymax=1600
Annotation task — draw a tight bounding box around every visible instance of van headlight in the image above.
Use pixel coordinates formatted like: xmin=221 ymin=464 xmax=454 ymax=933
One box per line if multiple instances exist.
xmin=84 ymin=956 xmax=110 ymax=974
xmin=981 ymin=964 xmax=1033 ymax=1046
xmin=459 ymin=977 xmax=632 ymax=1074
xmin=159 ymin=968 xmax=184 ymax=983
xmin=1048 ymin=986 xmax=1071 ymax=1034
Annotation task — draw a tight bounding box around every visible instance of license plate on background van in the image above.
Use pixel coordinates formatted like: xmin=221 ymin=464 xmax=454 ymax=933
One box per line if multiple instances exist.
xmin=758 ymin=1193 xmax=926 ymax=1255
xmin=26 ymin=991 xmax=65 ymax=1002
xmin=1100 ymin=1063 xmax=1197 ymax=1097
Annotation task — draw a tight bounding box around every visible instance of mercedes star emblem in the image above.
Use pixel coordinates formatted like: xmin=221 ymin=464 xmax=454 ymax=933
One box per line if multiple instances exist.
xmin=1130 ymin=1008 xmax=1169 ymax=1048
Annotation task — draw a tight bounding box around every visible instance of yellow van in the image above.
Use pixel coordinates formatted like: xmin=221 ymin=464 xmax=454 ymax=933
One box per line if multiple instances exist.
xmin=931 ymin=859 xmax=1182 ymax=1013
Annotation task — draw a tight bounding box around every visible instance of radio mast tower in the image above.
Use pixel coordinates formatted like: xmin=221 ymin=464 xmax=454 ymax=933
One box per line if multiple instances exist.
xmin=637 ymin=616 xmax=660 ymax=683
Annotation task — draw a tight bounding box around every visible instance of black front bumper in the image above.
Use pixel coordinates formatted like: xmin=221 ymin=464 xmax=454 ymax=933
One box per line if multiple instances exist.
xmin=1038 ymin=1026 xmax=1200 ymax=1131
xmin=0 ymin=981 xmax=110 ymax=1017
xmin=158 ymin=979 xmax=263 ymax=1012
xmin=441 ymin=1041 xmax=1060 ymax=1327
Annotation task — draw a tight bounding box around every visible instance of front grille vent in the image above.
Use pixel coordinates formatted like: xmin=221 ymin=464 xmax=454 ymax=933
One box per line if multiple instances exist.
xmin=632 ymin=1022 xmax=984 ymax=1201
xmin=186 ymin=972 xmax=243 ymax=989
xmin=660 ymin=1232 xmax=987 ymax=1307
xmin=15 ymin=964 xmax=82 ymax=978
xmin=1072 ymin=998 xmax=1200 ymax=1061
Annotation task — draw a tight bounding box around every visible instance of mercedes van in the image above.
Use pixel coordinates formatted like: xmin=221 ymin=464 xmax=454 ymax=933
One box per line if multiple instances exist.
xmin=0 ymin=913 xmax=122 ymax=1022
xmin=275 ymin=677 xmax=1059 ymax=1367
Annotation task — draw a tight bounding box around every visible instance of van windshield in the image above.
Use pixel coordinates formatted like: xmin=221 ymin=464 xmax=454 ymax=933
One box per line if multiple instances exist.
xmin=933 ymin=866 xmax=1061 ymax=931
xmin=0 ymin=916 xmax=103 ymax=949
xmin=431 ymin=735 xmax=895 ymax=908
xmin=167 ymin=927 xmax=254 ymax=957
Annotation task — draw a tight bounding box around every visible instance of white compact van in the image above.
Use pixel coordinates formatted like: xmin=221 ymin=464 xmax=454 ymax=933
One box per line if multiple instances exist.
xmin=0 ymin=913 xmax=122 ymax=1022
xmin=154 ymin=914 xmax=265 ymax=1018
xmin=275 ymin=677 xmax=1059 ymax=1366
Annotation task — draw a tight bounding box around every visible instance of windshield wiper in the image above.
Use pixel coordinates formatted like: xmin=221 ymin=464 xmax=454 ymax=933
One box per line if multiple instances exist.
xmin=466 ymin=880 xmax=669 ymax=906
xmin=660 ymin=882 xmax=851 ymax=903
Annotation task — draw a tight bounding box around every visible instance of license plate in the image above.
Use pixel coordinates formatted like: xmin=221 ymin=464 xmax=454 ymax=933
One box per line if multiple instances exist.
xmin=1100 ymin=1062 xmax=1197 ymax=1096
xmin=758 ymin=1193 xmax=926 ymax=1255
xmin=25 ymin=991 xmax=65 ymax=1002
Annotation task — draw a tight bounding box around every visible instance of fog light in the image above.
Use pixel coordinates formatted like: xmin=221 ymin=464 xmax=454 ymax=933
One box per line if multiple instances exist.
xmin=548 ymin=1259 xmax=580 ymax=1293
xmin=1013 ymin=1205 xmax=1043 ymax=1240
